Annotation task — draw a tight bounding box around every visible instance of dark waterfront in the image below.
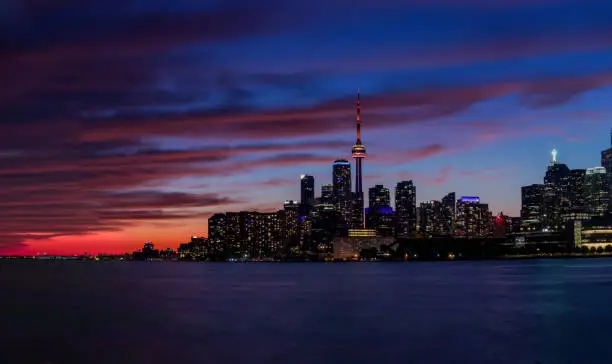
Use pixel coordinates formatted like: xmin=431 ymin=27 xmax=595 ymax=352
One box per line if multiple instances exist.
xmin=3 ymin=259 xmax=612 ymax=364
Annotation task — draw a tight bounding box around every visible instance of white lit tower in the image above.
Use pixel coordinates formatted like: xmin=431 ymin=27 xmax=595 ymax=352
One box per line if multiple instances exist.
xmin=351 ymin=91 xmax=367 ymax=228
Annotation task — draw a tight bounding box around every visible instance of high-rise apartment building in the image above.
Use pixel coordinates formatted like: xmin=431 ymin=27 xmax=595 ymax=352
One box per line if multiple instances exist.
xmin=569 ymin=169 xmax=586 ymax=211
xmin=441 ymin=192 xmax=456 ymax=235
xmin=520 ymin=184 xmax=544 ymax=232
xmin=601 ymin=130 xmax=612 ymax=213
xmin=419 ymin=200 xmax=445 ymax=236
xmin=585 ymin=167 xmax=608 ymax=217
xmin=283 ymin=201 xmax=300 ymax=244
xmin=456 ymin=196 xmax=490 ymax=237
xmin=332 ymin=160 xmax=352 ymax=225
xmin=395 ymin=181 xmax=416 ymax=238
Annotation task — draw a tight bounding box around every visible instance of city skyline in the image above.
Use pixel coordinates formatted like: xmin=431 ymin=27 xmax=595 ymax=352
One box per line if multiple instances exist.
xmin=2 ymin=0 xmax=612 ymax=256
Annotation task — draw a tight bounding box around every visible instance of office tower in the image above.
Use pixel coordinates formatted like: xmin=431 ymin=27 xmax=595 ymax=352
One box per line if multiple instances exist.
xmin=395 ymin=181 xmax=417 ymax=238
xmin=520 ymin=184 xmax=544 ymax=232
xmin=320 ymin=184 xmax=333 ymax=204
xmin=441 ymin=192 xmax=456 ymax=235
xmin=368 ymin=185 xmax=391 ymax=211
xmin=543 ymin=149 xmax=571 ymax=232
xmin=569 ymin=169 xmax=586 ymax=211
xmin=419 ymin=201 xmax=445 ymax=236
xmin=300 ymin=174 xmax=315 ymax=206
xmin=351 ymin=92 xmax=367 ymax=228
xmin=456 ymin=196 xmax=490 ymax=238
xmin=365 ymin=185 xmax=394 ymax=236
xmin=585 ymin=167 xmax=609 ymax=217
xmin=332 ymin=159 xmax=352 ymax=225
xmin=283 ymin=201 xmax=300 ymax=244
xmin=601 ymin=129 xmax=612 ymax=212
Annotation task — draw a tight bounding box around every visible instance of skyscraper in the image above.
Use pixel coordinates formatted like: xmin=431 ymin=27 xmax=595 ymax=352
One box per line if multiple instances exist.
xmin=543 ymin=149 xmax=571 ymax=232
xmin=521 ymin=184 xmax=544 ymax=232
xmin=320 ymin=184 xmax=333 ymax=204
xmin=332 ymin=160 xmax=352 ymax=225
xmin=283 ymin=200 xmax=300 ymax=246
xmin=441 ymin=192 xmax=456 ymax=235
xmin=456 ymin=196 xmax=490 ymax=238
xmin=601 ymin=129 xmax=612 ymax=213
xmin=300 ymin=175 xmax=315 ymax=206
xmin=368 ymin=184 xmax=391 ymax=211
xmin=585 ymin=167 xmax=608 ymax=217
xmin=366 ymin=184 xmax=394 ymax=236
xmin=395 ymin=181 xmax=416 ymax=238
xmin=351 ymin=92 xmax=367 ymax=228
xmin=569 ymin=169 xmax=586 ymax=211
xmin=419 ymin=200 xmax=444 ymax=236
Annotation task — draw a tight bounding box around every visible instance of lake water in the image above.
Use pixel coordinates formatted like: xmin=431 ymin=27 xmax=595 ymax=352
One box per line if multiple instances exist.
xmin=2 ymin=259 xmax=612 ymax=363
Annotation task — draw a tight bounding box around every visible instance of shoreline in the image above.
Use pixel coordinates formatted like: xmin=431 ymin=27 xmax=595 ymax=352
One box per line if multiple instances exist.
xmin=3 ymin=253 xmax=612 ymax=263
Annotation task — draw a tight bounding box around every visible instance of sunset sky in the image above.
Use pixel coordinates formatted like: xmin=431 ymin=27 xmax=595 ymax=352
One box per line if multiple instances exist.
xmin=2 ymin=0 xmax=612 ymax=255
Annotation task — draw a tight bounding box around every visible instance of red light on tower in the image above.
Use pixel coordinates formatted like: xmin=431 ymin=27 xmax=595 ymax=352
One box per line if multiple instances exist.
xmin=495 ymin=214 xmax=504 ymax=226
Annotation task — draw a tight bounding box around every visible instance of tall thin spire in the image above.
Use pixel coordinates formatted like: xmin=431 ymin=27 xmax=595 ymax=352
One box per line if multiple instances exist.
xmin=356 ymin=90 xmax=361 ymax=144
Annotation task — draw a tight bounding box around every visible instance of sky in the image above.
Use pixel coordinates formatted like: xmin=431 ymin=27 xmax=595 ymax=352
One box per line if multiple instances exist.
xmin=2 ymin=0 xmax=612 ymax=255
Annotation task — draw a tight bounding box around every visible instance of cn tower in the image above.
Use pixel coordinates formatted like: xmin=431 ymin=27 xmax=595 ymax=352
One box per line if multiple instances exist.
xmin=351 ymin=91 xmax=366 ymax=228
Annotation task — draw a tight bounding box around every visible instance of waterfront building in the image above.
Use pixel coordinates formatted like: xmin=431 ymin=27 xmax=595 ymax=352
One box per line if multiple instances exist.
xmin=395 ymin=181 xmax=417 ymax=238
xmin=520 ymin=184 xmax=544 ymax=232
xmin=585 ymin=166 xmax=609 ymax=217
xmin=543 ymin=149 xmax=571 ymax=232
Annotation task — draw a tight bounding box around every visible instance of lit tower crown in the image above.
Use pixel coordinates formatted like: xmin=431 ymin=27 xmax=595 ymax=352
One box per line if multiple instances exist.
xmin=351 ymin=91 xmax=366 ymax=195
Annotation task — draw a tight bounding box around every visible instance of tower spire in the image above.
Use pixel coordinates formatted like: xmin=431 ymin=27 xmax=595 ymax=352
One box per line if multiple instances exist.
xmin=356 ymin=89 xmax=361 ymax=144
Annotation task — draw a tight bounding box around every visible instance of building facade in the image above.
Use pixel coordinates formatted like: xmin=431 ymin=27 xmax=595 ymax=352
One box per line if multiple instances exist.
xmin=300 ymin=175 xmax=315 ymax=206
xmin=543 ymin=152 xmax=571 ymax=232
xmin=521 ymin=184 xmax=544 ymax=232
xmin=585 ymin=166 xmax=608 ymax=217
xmin=395 ymin=181 xmax=417 ymax=238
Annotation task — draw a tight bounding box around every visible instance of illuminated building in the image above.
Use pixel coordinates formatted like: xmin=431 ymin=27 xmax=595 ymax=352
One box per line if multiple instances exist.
xmin=395 ymin=181 xmax=417 ymax=238
xmin=320 ymin=184 xmax=333 ymax=204
xmin=570 ymin=218 xmax=612 ymax=249
xmin=369 ymin=185 xmax=391 ymax=210
xmin=419 ymin=201 xmax=445 ymax=236
xmin=332 ymin=159 xmax=352 ymax=225
xmin=456 ymin=196 xmax=490 ymax=237
xmin=441 ymin=192 xmax=456 ymax=235
xmin=208 ymin=212 xmax=282 ymax=259
xmin=366 ymin=184 xmax=394 ymax=236
xmin=351 ymin=92 xmax=367 ymax=228
xmin=283 ymin=200 xmax=300 ymax=246
xmin=520 ymin=184 xmax=544 ymax=232
xmin=332 ymin=229 xmax=394 ymax=260
xmin=569 ymin=169 xmax=586 ymax=211
xmin=492 ymin=213 xmax=512 ymax=238
xmin=543 ymin=149 xmax=571 ymax=232
xmin=585 ymin=166 xmax=609 ymax=217
xmin=601 ymin=129 xmax=612 ymax=213
xmin=300 ymin=174 xmax=315 ymax=206
xmin=208 ymin=213 xmax=226 ymax=254
xmin=224 ymin=212 xmax=244 ymax=256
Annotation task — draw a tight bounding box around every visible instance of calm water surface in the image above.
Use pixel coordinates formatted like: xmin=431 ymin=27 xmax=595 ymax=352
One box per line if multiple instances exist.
xmin=2 ymin=259 xmax=612 ymax=364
